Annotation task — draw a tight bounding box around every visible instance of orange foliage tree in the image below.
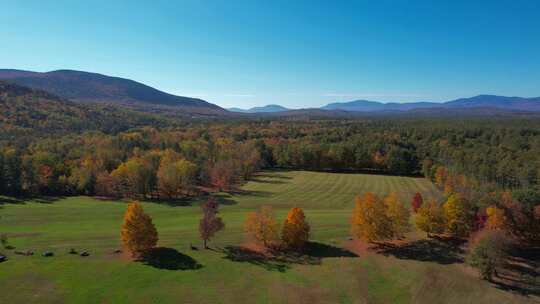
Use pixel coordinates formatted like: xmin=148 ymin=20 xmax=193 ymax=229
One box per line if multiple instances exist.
xmin=121 ymin=201 xmax=158 ymax=258
xmin=209 ymin=160 xmax=236 ymax=191
xmin=351 ymin=192 xmax=393 ymax=242
xmin=384 ymin=192 xmax=410 ymax=238
xmin=485 ymin=205 xmax=506 ymax=230
xmin=244 ymin=206 xmax=279 ymax=248
xmin=281 ymin=207 xmax=310 ymax=251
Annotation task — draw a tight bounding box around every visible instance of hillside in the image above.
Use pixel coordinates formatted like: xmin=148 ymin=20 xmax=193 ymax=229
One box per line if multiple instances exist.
xmin=0 ymin=69 xmax=227 ymax=115
xmin=0 ymin=81 xmax=176 ymax=140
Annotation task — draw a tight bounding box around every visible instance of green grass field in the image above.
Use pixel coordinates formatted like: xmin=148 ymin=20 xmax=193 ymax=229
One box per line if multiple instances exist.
xmin=0 ymin=171 xmax=535 ymax=303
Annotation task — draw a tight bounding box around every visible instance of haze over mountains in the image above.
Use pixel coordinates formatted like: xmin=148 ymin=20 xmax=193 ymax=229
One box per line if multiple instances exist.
xmin=231 ymin=95 xmax=540 ymax=113
xmin=228 ymin=104 xmax=290 ymax=113
xmin=1 ymin=68 xmax=540 ymax=116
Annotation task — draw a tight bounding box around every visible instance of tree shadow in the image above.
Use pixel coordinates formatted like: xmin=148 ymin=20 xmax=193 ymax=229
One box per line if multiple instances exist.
xmin=249 ymin=177 xmax=288 ymax=185
xmin=221 ymin=246 xmax=291 ymax=272
xmin=209 ymin=193 xmax=239 ymax=205
xmin=145 ymin=197 xmax=196 ymax=207
xmin=224 ymin=189 xmax=273 ymax=198
xmin=32 ymin=196 xmax=65 ymax=204
xmin=141 ymin=247 xmax=202 ymax=270
xmin=372 ymin=236 xmax=465 ymax=265
xmin=221 ymin=242 xmax=357 ymax=272
xmin=0 ymin=196 xmax=64 ymax=205
xmin=0 ymin=196 xmax=25 ymax=205
xmin=304 ymin=241 xmax=359 ymax=258
xmin=255 ymin=172 xmax=293 ymax=180
xmin=492 ymin=245 xmax=540 ymax=296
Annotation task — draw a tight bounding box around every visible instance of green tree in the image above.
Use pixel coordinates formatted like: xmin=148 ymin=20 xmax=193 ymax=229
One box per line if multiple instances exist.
xmin=467 ymin=230 xmax=509 ymax=281
xmin=157 ymin=152 xmax=198 ymax=199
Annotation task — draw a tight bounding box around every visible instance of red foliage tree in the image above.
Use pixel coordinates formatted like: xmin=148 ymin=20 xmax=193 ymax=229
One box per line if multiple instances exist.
xmin=411 ymin=192 xmax=423 ymax=213
xmin=199 ymin=197 xmax=225 ymax=248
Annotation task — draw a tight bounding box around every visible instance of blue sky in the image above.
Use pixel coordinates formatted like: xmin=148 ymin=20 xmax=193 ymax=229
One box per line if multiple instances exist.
xmin=1 ymin=0 xmax=539 ymax=109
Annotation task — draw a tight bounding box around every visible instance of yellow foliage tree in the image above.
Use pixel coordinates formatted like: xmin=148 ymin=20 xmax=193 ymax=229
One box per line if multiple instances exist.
xmin=485 ymin=206 xmax=506 ymax=230
xmin=157 ymin=156 xmax=197 ymax=199
xmin=244 ymin=206 xmax=279 ymax=248
xmin=281 ymin=207 xmax=310 ymax=251
xmin=415 ymin=200 xmax=446 ymax=237
xmin=351 ymin=192 xmax=393 ymax=242
xmin=384 ymin=192 xmax=410 ymax=238
xmin=443 ymin=193 xmax=475 ymax=237
xmin=121 ymin=201 xmax=158 ymax=258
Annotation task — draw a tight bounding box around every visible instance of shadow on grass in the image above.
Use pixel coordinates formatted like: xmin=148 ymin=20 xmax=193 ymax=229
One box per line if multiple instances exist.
xmin=0 ymin=196 xmax=65 ymax=205
xmin=373 ymin=236 xmax=465 ymax=265
xmin=145 ymin=197 xmax=197 ymax=207
xmin=0 ymin=196 xmax=25 ymax=205
xmin=143 ymin=192 xmax=241 ymax=207
xmin=254 ymin=172 xmax=293 ymax=180
xmin=32 ymin=196 xmax=65 ymax=204
xmin=249 ymin=177 xmax=289 ymax=185
xmin=493 ymin=245 xmax=540 ymax=297
xmin=209 ymin=193 xmax=239 ymax=205
xmin=224 ymin=189 xmax=273 ymax=198
xmin=141 ymin=247 xmax=202 ymax=270
xmin=221 ymin=242 xmax=358 ymax=272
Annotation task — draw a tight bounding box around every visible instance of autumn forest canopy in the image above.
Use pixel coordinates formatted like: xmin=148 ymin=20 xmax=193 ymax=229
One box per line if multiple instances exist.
xmin=1 ymin=80 xmax=540 ymax=302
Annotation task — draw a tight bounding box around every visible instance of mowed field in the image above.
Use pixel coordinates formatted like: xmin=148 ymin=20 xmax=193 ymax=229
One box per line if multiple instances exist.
xmin=0 ymin=171 xmax=534 ymax=304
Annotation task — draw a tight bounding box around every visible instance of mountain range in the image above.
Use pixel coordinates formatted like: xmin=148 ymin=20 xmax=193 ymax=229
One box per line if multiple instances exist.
xmin=1 ymin=68 xmax=539 ymax=116
xmin=321 ymin=95 xmax=540 ymax=112
xmin=231 ymin=95 xmax=540 ymax=114
xmin=0 ymin=69 xmax=226 ymax=115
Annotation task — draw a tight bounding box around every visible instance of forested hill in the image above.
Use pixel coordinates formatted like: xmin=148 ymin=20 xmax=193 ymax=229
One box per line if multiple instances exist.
xmin=0 ymin=81 xmax=176 ymax=141
xmin=0 ymin=69 xmax=227 ymax=115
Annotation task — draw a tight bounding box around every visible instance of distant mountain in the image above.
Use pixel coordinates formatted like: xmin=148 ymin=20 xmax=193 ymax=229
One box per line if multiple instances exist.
xmin=321 ymin=95 xmax=540 ymax=112
xmin=444 ymin=95 xmax=540 ymax=111
xmin=228 ymin=104 xmax=290 ymax=113
xmin=0 ymin=69 xmax=226 ymax=115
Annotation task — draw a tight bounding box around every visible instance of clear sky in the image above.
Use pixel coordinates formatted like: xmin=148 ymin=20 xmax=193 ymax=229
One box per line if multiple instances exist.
xmin=1 ymin=0 xmax=539 ymax=109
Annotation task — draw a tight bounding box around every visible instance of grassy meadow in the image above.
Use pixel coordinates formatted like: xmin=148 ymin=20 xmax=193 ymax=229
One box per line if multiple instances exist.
xmin=0 ymin=171 xmax=535 ymax=303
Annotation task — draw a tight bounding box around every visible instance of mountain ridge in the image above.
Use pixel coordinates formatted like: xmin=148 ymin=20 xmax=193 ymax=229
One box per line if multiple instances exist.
xmin=241 ymin=95 xmax=540 ymax=113
xmin=0 ymin=69 xmax=226 ymax=115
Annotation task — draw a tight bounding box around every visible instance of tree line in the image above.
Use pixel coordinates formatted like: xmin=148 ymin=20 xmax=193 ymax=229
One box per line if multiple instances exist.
xmin=2 ymin=118 xmax=539 ymax=199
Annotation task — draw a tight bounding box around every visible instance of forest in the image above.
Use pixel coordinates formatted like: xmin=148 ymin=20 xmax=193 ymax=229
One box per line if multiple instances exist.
xmin=1 ymin=116 xmax=539 ymax=199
